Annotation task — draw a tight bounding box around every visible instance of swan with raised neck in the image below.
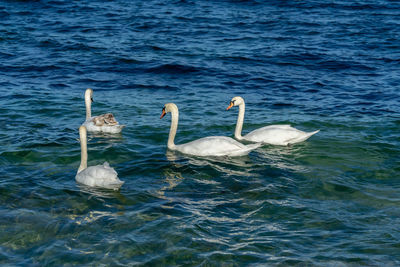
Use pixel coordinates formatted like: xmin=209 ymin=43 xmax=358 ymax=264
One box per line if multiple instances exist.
xmin=160 ymin=103 xmax=178 ymax=150
xmin=78 ymin=125 xmax=88 ymax=173
xmin=84 ymin=88 xmax=93 ymax=120
xmin=76 ymin=125 xmax=124 ymax=190
xmin=82 ymin=88 xmax=125 ymax=134
xmin=227 ymin=96 xmax=319 ymax=146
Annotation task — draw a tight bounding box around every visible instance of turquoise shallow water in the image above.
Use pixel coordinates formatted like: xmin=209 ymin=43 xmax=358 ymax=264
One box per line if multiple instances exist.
xmin=1 ymin=0 xmax=400 ymax=266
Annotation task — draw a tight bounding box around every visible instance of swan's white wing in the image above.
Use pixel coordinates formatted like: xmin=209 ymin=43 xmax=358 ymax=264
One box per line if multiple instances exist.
xmin=76 ymin=163 xmax=124 ymax=190
xmin=266 ymin=124 xmax=292 ymax=129
xmin=176 ymin=136 xmax=259 ymax=157
xmin=244 ymin=125 xmax=317 ymax=145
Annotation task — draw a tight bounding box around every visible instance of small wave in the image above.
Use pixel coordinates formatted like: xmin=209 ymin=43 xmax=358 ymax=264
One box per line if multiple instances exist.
xmin=271 ymin=103 xmax=295 ymax=109
xmin=146 ymin=63 xmax=201 ymax=74
xmin=49 ymin=83 xmax=70 ymax=89
xmin=0 ymin=10 xmax=9 ymax=18
xmin=317 ymin=60 xmax=376 ymax=72
xmin=4 ymin=64 xmax=61 ymax=73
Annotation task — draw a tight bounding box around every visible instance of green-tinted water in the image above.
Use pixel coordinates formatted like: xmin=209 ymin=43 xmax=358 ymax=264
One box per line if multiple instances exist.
xmin=1 ymin=87 xmax=399 ymax=265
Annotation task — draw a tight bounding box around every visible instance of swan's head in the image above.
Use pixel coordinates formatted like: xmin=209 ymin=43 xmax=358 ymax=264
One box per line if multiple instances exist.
xmin=85 ymin=88 xmax=94 ymax=102
xmin=226 ymin=96 xmax=244 ymax=110
xmin=160 ymin=103 xmax=178 ymax=119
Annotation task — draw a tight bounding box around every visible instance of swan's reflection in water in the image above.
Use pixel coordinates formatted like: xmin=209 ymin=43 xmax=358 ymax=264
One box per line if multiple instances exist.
xmin=158 ymin=152 xmax=261 ymax=225
xmin=155 ymin=150 xmax=256 ymax=202
xmin=165 ymin=150 xmax=255 ymax=177
xmin=255 ymin=144 xmax=309 ymax=173
xmin=156 ymin=167 xmax=185 ymax=201
xmin=157 ymin=146 xmax=309 ymax=206
xmin=77 ymin=184 xmax=125 ymax=200
xmin=164 ymin=144 xmax=309 ymax=176
xmin=71 ymin=185 xmax=126 ymax=226
xmin=88 ymin=131 xmax=124 ymax=141
xmin=68 ymin=209 xmax=118 ymax=225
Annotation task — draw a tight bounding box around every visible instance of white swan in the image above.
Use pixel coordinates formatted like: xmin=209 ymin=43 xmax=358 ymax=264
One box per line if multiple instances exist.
xmin=82 ymin=88 xmax=125 ymax=134
xmin=226 ymin=96 xmax=319 ymax=146
xmin=160 ymin=103 xmax=261 ymax=157
xmin=76 ymin=125 xmax=124 ymax=190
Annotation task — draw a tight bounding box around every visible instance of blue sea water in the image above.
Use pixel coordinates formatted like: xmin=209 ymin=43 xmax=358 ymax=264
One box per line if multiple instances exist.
xmin=1 ymin=0 xmax=400 ymax=265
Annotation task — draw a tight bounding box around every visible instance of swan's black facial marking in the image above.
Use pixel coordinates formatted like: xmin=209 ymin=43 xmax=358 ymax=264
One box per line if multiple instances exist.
xmin=160 ymin=106 xmax=167 ymax=119
xmin=91 ymin=97 xmax=94 ymax=102
xmin=232 ymin=100 xmax=236 ymax=105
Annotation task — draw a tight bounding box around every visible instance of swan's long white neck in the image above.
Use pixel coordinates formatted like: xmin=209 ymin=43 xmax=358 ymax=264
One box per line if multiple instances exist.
xmin=235 ymin=102 xmax=245 ymax=140
xmin=85 ymin=90 xmax=92 ymax=120
xmin=78 ymin=127 xmax=88 ymax=173
xmin=168 ymin=106 xmax=179 ymax=150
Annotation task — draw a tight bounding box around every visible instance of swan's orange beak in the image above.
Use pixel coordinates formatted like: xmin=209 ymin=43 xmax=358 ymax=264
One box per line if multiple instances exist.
xmin=160 ymin=108 xmax=166 ymax=119
xmin=226 ymin=101 xmax=234 ymax=110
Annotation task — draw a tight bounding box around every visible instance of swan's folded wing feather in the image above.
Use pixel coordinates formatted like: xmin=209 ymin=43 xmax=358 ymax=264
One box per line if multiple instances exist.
xmin=103 ymin=113 xmax=118 ymax=124
xmin=76 ymin=165 xmax=123 ymax=189
xmin=90 ymin=164 xmax=118 ymax=179
xmin=227 ymin=142 xmax=262 ymax=157
xmin=91 ymin=113 xmax=118 ymax=126
xmin=252 ymin=124 xmax=293 ymax=131
xmin=177 ymin=136 xmax=256 ymax=156
xmin=244 ymin=126 xmax=311 ymax=145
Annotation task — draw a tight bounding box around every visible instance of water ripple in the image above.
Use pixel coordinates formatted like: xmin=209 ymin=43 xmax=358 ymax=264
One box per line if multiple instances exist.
xmin=0 ymin=0 xmax=400 ymax=265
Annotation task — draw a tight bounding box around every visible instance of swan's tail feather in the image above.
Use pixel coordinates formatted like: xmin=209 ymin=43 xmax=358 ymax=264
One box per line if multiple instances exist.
xmin=106 ymin=124 xmax=125 ymax=134
xmin=246 ymin=143 xmax=262 ymax=151
xmin=115 ymin=124 xmax=126 ymax=132
xmin=229 ymin=142 xmax=262 ymax=157
xmin=288 ymin=130 xmax=319 ymax=145
xmin=104 ymin=180 xmax=124 ymax=190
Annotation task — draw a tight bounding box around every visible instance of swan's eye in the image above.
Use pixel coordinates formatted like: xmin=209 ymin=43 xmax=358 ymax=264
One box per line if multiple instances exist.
xmin=232 ymin=100 xmax=236 ymax=104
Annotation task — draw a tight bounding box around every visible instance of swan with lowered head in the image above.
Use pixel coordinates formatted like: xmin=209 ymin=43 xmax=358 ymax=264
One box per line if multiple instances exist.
xmin=82 ymin=88 xmax=125 ymax=134
xmin=226 ymin=96 xmax=319 ymax=146
xmin=76 ymin=125 xmax=124 ymax=190
xmin=160 ymin=103 xmax=261 ymax=157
